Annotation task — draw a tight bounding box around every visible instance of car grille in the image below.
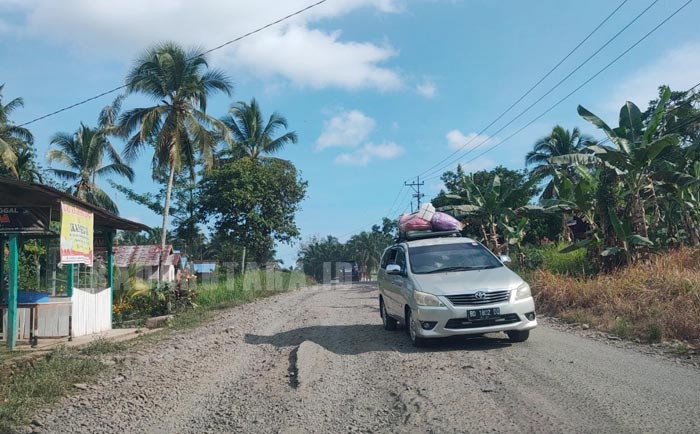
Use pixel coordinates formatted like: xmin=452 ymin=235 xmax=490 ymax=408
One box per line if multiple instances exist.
xmin=445 ymin=290 xmax=510 ymax=306
xmin=444 ymin=313 xmax=520 ymax=329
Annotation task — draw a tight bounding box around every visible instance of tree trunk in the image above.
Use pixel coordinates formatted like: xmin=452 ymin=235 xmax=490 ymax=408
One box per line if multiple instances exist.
xmin=480 ymin=224 xmax=488 ymax=245
xmin=489 ymin=221 xmax=501 ymax=255
xmin=683 ymin=210 xmax=699 ymax=245
xmin=561 ymin=213 xmax=572 ymax=243
xmin=634 ymin=192 xmax=648 ymax=238
xmin=161 ymin=163 xmax=175 ymax=248
xmin=648 ymin=180 xmax=661 ymax=228
xmin=159 ymin=162 xmax=176 ymax=282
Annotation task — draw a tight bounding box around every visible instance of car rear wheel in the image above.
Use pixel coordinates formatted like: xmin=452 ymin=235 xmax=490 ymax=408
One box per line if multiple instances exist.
xmin=380 ymin=298 xmax=397 ymax=331
xmin=506 ymin=330 xmax=530 ymax=342
xmin=406 ymin=308 xmax=428 ymax=347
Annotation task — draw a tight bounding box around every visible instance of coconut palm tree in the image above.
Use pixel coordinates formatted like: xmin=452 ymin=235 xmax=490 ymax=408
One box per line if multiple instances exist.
xmin=222 ymin=98 xmax=297 ymax=160
xmin=525 ymin=125 xmax=596 ymax=200
xmin=14 ymin=148 xmax=43 ymax=183
xmin=0 ymin=84 xmax=34 ymax=177
xmin=119 ymin=42 xmax=232 ymax=249
xmin=47 ymin=123 xmax=134 ymax=213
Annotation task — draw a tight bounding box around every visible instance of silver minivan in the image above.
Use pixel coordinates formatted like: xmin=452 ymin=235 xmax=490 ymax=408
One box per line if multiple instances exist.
xmin=377 ymin=232 xmax=537 ymax=347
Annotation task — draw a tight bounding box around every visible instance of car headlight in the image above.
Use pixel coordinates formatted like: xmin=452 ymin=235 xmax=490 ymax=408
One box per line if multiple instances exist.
xmin=414 ymin=290 xmax=445 ymax=307
xmin=513 ymin=283 xmax=532 ymax=301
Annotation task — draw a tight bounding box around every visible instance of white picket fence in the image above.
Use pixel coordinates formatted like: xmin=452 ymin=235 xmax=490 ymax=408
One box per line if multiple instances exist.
xmin=71 ymin=287 xmax=112 ymax=337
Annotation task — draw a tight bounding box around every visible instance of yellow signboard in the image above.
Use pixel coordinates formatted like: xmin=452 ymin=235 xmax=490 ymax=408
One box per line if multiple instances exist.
xmin=60 ymin=201 xmax=94 ymax=265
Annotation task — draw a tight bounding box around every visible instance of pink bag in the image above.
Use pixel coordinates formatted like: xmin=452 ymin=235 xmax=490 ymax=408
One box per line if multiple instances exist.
xmin=431 ymin=212 xmax=463 ymax=231
xmin=399 ymin=213 xmax=432 ymax=232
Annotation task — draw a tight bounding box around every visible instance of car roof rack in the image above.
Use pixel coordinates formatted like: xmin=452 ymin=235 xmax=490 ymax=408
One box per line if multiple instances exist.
xmin=396 ymin=229 xmax=462 ymax=242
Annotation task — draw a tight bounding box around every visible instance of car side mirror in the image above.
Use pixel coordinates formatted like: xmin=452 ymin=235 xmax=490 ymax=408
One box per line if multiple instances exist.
xmin=386 ymin=264 xmax=403 ymax=275
xmin=499 ymin=254 xmax=512 ymax=264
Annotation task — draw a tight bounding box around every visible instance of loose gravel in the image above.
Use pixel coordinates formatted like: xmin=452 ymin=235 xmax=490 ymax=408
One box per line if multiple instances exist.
xmin=23 ymin=283 xmax=700 ymax=434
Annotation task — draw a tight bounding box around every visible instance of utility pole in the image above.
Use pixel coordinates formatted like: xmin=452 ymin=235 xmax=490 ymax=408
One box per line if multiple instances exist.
xmin=404 ymin=176 xmax=425 ymax=212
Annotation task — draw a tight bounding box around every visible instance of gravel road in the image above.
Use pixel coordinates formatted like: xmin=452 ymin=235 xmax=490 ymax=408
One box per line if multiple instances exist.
xmin=30 ymin=283 xmax=700 ymax=434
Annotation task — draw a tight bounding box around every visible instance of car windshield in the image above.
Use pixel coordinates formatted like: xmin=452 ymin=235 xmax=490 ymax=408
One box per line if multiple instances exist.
xmin=408 ymin=242 xmax=502 ymax=274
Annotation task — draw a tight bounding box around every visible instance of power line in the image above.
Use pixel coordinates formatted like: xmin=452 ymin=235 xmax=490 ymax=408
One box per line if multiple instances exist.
xmin=597 ymin=81 xmax=700 ymax=146
xmin=18 ymin=0 xmax=328 ymax=127
xmin=418 ymin=0 xmax=658 ymax=181
xmin=385 ymin=185 xmax=407 ymax=218
xmin=346 ymin=0 xmax=638 ymax=237
xmin=404 ymin=176 xmax=425 ymax=211
xmin=423 ymin=0 xmax=694 ymax=182
xmin=415 ymin=0 xmax=630 ymax=181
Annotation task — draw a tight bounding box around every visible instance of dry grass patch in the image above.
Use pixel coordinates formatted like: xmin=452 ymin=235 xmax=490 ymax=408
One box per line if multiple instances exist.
xmin=532 ymin=248 xmax=700 ymax=344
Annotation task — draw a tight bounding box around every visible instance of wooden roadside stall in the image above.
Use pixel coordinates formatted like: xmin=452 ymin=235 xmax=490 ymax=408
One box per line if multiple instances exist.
xmin=0 ymin=178 xmax=149 ymax=350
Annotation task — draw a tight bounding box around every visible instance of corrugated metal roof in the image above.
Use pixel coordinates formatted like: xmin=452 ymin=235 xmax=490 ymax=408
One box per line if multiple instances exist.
xmin=0 ymin=177 xmax=150 ymax=232
xmin=113 ymin=244 xmax=175 ymax=267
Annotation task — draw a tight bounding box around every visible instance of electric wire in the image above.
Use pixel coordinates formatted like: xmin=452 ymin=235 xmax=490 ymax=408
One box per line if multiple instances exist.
xmin=422 ymin=0 xmax=694 ymax=182
xmin=415 ymin=0 xmax=631 ymax=180
xmin=596 ymin=81 xmax=700 ymax=146
xmin=18 ymin=0 xmax=328 ymax=127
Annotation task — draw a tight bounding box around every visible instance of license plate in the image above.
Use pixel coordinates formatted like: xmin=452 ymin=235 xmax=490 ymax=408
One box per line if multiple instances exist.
xmin=467 ymin=307 xmax=500 ymax=320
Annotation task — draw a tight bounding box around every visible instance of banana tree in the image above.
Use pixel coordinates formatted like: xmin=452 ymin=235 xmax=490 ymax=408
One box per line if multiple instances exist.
xmin=541 ymin=164 xmax=601 ymax=254
xmin=656 ymin=161 xmax=700 ymax=245
xmin=440 ymin=174 xmax=542 ymax=254
xmin=577 ymin=86 xmax=679 ymax=248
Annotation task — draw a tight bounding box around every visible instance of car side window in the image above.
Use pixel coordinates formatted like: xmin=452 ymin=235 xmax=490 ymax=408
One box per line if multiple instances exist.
xmin=381 ymin=248 xmax=397 ymax=269
xmin=394 ymin=248 xmax=407 ymax=272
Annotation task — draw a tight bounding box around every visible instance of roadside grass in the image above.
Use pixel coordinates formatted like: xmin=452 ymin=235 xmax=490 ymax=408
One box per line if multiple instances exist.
xmin=531 ymin=247 xmax=700 ymax=344
xmin=79 ymin=338 xmax=128 ymax=356
xmin=172 ymin=270 xmax=308 ymax=330
xmin=0 ymin=347 xmax=103 ymax=433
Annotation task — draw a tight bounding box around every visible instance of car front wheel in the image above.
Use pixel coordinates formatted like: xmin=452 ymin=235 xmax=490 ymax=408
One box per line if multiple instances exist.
xmin=506 ymin=330 xmax=530 ymax=342
xmin=406 ymin=308 xmax=428 ymax=347
xmin=380 ymin=298 xmax=397 ymax=331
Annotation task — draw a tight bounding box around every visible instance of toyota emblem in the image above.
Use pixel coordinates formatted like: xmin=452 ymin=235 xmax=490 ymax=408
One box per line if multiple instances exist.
xmin=474 ymin=291 xmax=486 ymax=299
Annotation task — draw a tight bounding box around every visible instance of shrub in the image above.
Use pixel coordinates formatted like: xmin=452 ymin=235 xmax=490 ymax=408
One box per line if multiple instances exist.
xmin=532 ymin=247 xmax=700 ymax=344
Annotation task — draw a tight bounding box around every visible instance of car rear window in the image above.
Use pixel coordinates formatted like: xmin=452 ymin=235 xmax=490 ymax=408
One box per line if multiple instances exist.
xmin=408 ymin=242 xmax=502 ymax=274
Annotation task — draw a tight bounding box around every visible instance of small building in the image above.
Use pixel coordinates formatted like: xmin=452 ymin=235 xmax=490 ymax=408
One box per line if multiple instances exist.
xmin=113 ymin=244 xmax=181 ymax=283
xmin=0 ymin=178 xmax=149 ymax=350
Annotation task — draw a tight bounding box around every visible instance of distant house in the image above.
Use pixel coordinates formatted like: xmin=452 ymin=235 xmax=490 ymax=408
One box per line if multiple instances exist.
xmin=113 ymin=244 xmax=182 ymax=282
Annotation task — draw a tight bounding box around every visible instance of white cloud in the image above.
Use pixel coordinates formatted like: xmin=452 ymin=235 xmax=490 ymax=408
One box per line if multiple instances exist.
xmin=605 ymin=43 xmax=700 ymax=112
xmin=233 ymin=26 xmax=401 ymax=91
xmin=416 ymin=80 xmax=436 ymax=98
xmin=334 ymin=142 xmax=404 ymax=166
xmin=446 ymin=129 xmax=499 ymax=151
xmin=3 ymin=0 xmax=405 ymax=91
xmin=316 ymin=110 xmax=376 ymax=150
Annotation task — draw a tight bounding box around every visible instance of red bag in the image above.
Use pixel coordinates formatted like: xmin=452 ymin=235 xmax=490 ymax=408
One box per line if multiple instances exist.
xmin=399 ymin=213 xmax=432 ymax=232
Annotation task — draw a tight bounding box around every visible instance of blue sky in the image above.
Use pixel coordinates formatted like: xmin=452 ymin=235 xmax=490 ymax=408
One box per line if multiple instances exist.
xmin=2 ymin=0 xmax=699 ymax=265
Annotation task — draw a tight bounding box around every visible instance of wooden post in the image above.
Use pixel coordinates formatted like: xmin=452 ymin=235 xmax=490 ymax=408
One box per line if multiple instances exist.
xmin=0 ymin=235 xmax=4 ymax=297
xmin=6 ymin=234 xmax=18 ymax=351
xmin=106 ymin=231 xmax=114 ymax=324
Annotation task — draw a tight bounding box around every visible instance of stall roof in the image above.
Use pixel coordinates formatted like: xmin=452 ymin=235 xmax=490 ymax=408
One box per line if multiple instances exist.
xmin=0 ymin=177 xmax=150 ymax=232
xmin=113 ymin=244 xmax=178 ymax=267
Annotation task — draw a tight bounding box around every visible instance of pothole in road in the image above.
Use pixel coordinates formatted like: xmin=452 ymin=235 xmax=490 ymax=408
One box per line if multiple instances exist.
xmin=288 ymin=345 xmax=300 ymax=389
